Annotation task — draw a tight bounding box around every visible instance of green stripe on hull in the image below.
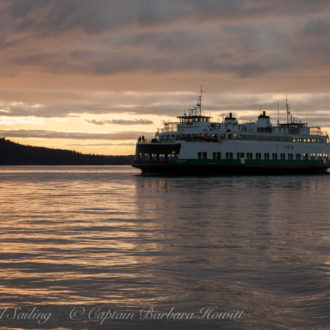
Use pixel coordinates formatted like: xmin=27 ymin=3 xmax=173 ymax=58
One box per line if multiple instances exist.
xmin=169 ymin=159 xmax=327 ymax=166
xmin=169 ymin=159 xmax=218 ymax=165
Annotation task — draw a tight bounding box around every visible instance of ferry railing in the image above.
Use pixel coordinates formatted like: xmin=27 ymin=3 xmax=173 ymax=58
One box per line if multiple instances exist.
xmin=310 ymin=127 xmax=327 ymax=136
xmin=137 ymin=138 xmax=158 ymax=143
xmin=158 ymin=123 xmax=179 ymax=133
xmin=156 ymin=133 xmax=328 ymax=144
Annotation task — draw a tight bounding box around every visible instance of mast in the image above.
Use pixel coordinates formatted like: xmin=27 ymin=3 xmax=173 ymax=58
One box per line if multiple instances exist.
xmin=286 ymin=94 xmax=290 ymax=124
xmin=197 ymin=87 xmax=203 ymax=115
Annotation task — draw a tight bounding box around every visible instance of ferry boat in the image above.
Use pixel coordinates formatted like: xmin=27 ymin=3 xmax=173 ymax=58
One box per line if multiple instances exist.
xmin=132 ymin=92 xmax=330 ymax=175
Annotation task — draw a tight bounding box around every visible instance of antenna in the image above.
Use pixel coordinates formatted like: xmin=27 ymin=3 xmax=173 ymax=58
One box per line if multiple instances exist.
xmin=197 ymin=86 xmax=204 ymax=116
xmin=286 ymin=94 xmax=290 ymax=124
xmin=197 ymin=86 xmax=205 ymax=116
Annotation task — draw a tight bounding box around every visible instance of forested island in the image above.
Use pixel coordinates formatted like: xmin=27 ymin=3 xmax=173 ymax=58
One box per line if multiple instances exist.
xmin=0 ymin=137 xmax=134 ymax=165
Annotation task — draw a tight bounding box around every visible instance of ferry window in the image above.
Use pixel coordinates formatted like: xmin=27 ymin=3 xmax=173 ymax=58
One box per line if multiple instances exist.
xmin=203 ymin=152 xmax=207 ymax=159
xmin=256 ymin=153 xmax=261 ymax=160
xmin=264 ymin=153 xmax=270 ymax=160
xmin=303 ymin=153 xmax=308 ymax=160
xmin=198 ymin=152 xmax=202 ymax=160
xmin=296 ymin=153 xmax=301 ymax=160
xmin=272 ymin=153 xmax=278 ymax=160
xmin=226 ymin=152 xmax=233 ymax=160
xmin=247 ymin=153 xmax=253 ymax=160
xmin=217 ymin=152 xmax=221 ymax=160
xmin=213 ymin=152 xmax=216 ymax=160
xmin=280 ymin=153 xmax=286 ymax=160
xmin=288 ymin=153 xmax=293 ymax=160
xmin=237 ymin=153 xmax=244 ymax=159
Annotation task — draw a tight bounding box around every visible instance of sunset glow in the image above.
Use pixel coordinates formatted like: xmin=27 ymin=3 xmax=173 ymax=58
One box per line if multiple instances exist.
xmin=1 ymin=0 xmax=330 ymax=154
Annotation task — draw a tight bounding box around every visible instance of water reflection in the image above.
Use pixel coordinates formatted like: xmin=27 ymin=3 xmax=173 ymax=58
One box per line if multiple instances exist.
xmin=133 ymin=174 xmax=330 ymax=326
xmin=0 ymin=166 xmax=329 ymax=328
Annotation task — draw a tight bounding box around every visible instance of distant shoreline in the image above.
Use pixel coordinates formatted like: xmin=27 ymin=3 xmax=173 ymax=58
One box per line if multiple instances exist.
xmin=0 ymin=137 xmax=134 ymax=165
xmin=0 ymin=164 xmax=132 ymax=166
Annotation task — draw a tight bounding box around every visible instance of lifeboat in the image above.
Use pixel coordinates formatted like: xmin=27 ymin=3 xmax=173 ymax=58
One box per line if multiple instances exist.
xmin=198 ymin=135 xmax=217 ymax=142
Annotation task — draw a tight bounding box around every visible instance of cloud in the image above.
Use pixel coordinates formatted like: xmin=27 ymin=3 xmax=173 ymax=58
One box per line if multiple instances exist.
xmin=0 ymin=129 xmax=152 ymax=140
xmin=85 ymin=119 xmax=153 ymax=125
xmin=3 ymin=0 xmax=330 ymax=37
xmin=0 ymin=0 xmax=330 ymax=86
xmin=3 ymin=92 xmax=330 ymax=119
xmin=0 ymin=92 xmax=199 ymax=117
xmin=0 ymin=0 xmax=330 ymax=152
xmin=67 ymin=143 xmax=135 ymax=147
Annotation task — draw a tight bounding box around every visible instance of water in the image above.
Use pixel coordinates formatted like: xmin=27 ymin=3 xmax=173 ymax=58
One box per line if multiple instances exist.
xmin=0 ymin=166 xmax=330 ymax=329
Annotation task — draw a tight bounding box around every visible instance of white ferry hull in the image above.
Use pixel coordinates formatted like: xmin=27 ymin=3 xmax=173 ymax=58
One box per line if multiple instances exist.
xmin=132 ymin=92 xmax=330 ymax=176
xmin=133 ymin=141 xmax=330 ymax=175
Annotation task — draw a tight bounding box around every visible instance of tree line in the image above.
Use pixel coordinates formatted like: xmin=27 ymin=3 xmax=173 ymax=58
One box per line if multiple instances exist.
xmin=0 ymin=137 xmax=134 ymax=165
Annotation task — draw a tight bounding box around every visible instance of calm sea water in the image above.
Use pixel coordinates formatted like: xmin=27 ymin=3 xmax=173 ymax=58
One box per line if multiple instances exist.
xmin=0 ymin=165 xmax=330 ymax=329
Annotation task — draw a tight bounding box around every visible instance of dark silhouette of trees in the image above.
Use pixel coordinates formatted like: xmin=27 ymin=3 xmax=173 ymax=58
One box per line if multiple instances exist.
xmin=0 ymin=137 xmax=134 ymax=165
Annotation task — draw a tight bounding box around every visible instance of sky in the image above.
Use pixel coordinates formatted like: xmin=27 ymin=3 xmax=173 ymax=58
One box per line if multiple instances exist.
xmin=1 ymin=0 xmax=330 ymax=155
